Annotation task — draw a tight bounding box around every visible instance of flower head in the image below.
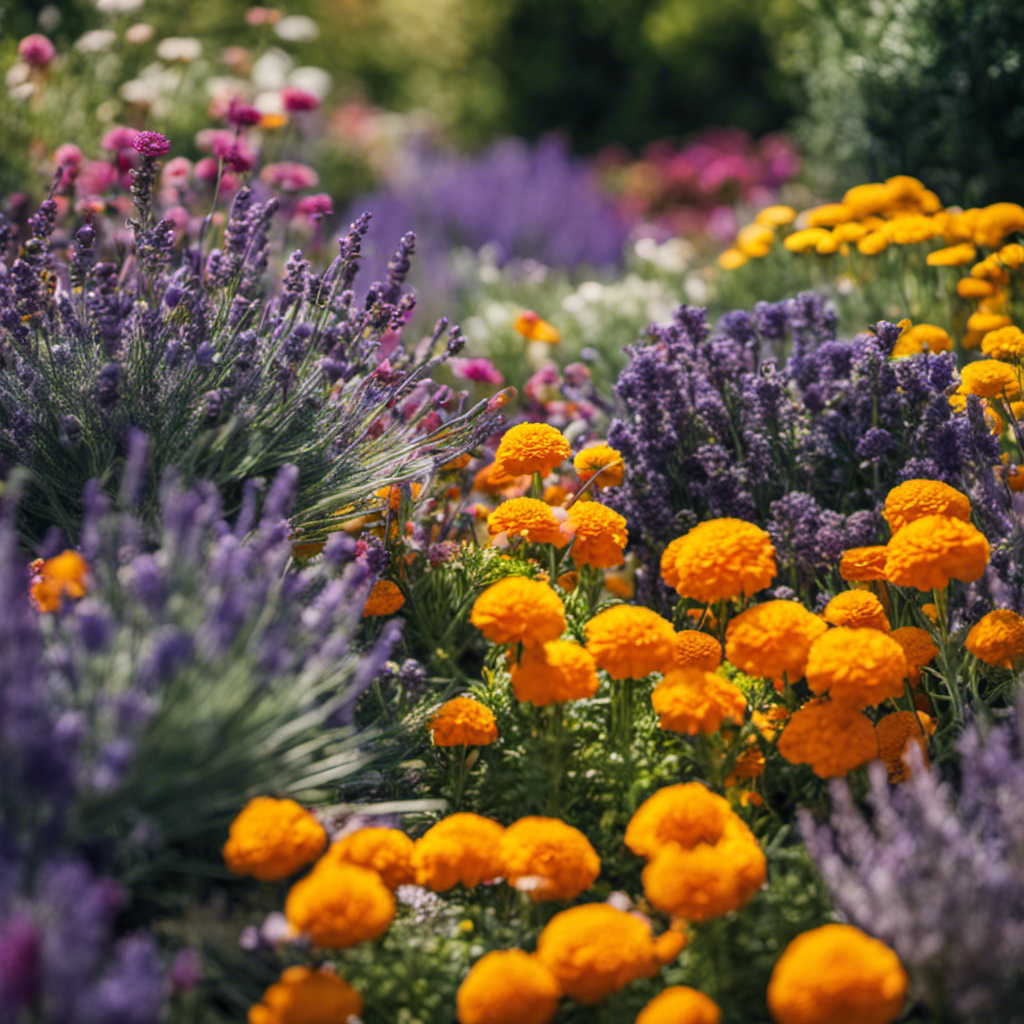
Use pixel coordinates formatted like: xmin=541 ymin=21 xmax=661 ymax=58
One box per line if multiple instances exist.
xmin=223 ymin=796 xmax=326 ymax=881
xmin=565 ymin=502 xmax=628 ymax=568
xmin=412 ymin=813 xmax=505 ymax=891
xmin=964 ymin=609 xmax=1024 ymax=669
xmin=823 ymin=591 xmax=890 ymax=632
xmin=724 ymin=600 xmax=828 ymax=682
xmin=888 ymin=627 xmax=938 ymax=677
xmin=778 ymin=700 xmax=877 ymax=778
xmin=584 ymin=605 xmax=676 ymax=679
xmin=876 ymin=711 xmax=934 ymax=783
xmin=322 ymin=827 xmax=415 ymax=889
xmin=957 ymin=360 xmax=1021 ymax=400
xmin=362 ymin=579 xmax=405 ymax=617
xmin=470 ymin=578 xmax=566 ymax=644
xmin=981 ymin=325 xmax=1024 ymax=362
xmin=510 ymin=640 xmax=599 ymax=706
xmin=493 ymin=423 xmax=571 ymax=478
xmin=805 ymin=628 xmax=907 ymax=709
xmin=456 ymin=950 xmax=561 ymax=1024
xmin=30 ymin=550 xmax=89 ymax=612
xmin=672 ymin=631 xmax=722 ymax=671
xmin=573 ymin=444 xmax=624 ymax=488
xmin=882 ymin=480 xmax=971 ymax=534
xmin=248 ymin=966 xmax=363 ymax=1024
xmin=429 ymin=697 xmax=498 ymax=747
xmin=636 ymin=987 xmax=721 ymax=1024
xmin=660 ymin=519 xmax=776 ymax=603
xmin=18 ymin=34 xmax=57 ymax=66
xmin=132 ymin=131 xmax=171 ymax=157
xmin=625 ymin=782 xmax=733 ymax=859
xmin=883 ymin=515 xmax=990 ymax=591
xmin=839 ymin=546 xmax=889 ymax=582
xmin=500 ymin=816 xmax=600 ymax=902
xmin=281 ymin=86 xmax=321 ymax=112
xmin=767 ymin=925 xmax=908 ymax=1024
xmin=651 ymin=669 xmax=747 ymax=735
xmin=514 ymin=311 xmax=561 ymax=344
xmin=285 ymin=861 xmax=395 ymax=947
xmin=488 ymin=498 xmax=566 ymax=547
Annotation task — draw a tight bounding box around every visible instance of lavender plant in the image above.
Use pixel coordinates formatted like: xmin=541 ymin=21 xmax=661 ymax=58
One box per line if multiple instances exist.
xmin=802 ymin=709 xmax=1024 ymax=1023
xmin=0 ymin=142 xmax=505 ymax=544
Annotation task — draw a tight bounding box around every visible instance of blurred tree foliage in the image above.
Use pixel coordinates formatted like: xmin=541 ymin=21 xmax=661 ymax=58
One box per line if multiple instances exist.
xmin=787 ymin=0 xmax=1024 ymax=205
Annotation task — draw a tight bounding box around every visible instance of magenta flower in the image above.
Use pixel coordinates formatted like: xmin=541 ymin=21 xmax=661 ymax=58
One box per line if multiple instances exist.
xmin=53 ymin=143 xmax=83 ymax=169
xmin=260 ymin=161 xmax=319 ymax=192
xmin=296 ymin=193 xmax=333 ymax=222
xmin=18 ymin=34 xmax=56 ymax=67
xmin=450 ymin=357 xmax=504 ymax=386
xmin=225 ymin=97 xmax=262 ymax=129
xmin=133 ymin=131 xmax=171 ymax=158
xmin=281 ymin=87 xmax=320 ymax=113
xmin=101 ymin=126 xmax=140 ymax=153
xmin=212 ymin=136 xmax=256 ymax=173
xmin=161 ymin=157 xmax=193 ymax=186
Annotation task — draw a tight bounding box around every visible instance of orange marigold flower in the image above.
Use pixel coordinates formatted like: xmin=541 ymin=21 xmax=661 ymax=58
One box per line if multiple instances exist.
xmin=322 ymin=827 xmax=415 ymax=889
xmin=362 ymin=579 xmax=405 ymax=617
xmin=957 ymin=276 xmax=996 ymax=299
xmin=556 ymin=571 xmax=579 ymax=592
xmin=672 ymin=631 xmax=723 ymax=671
xmin=889 ymin=626 xmax=938 ymax=674
xmin=470 ymin=577 xmax=566 ymax=644
xmin=543 ymin=483 xmax=570 ymax=505
xmin=510 ymin=640 xmax=599 ymax=705
xmin=30 ymin=550 xmax=90 ymax=612
xmin=964 ymin=609 xmax=1024 ymax=668
xmin=767 ymin=924 xmax=908 ymax=1024
xmin=641 ymin=818 xmax=766 ymax=922
xmin=285 ymin=861 xmax=395 ymax=947
xmin=223 ymin=796 xmax=327 ymax=882
xmin=535 ymin=904 xmax=663 ymax=1004
xmin=777 ymin=700 xmax=877 ymax=778
xmin=494 ymin=423 xmax=571 ymax=478
xmin=756 ymin=204 xmax=797 ymax=227
xmin=584 ymin=605 xmax=676 ymax=679
xmin=973 ymin=202 xmax=1024 ymax=248
xmin=785 ymin=227 xmax=833 ymax=253
xmin=724 ymin=600 xmax=828 ymax=682
xmin=806 ymin=202 xmax=854 ymax=228
xmin=429 ymin=697 xmax=498 ymax=747
xmin=957 ymin=358 xmax=1021 ymax=399
xmin=456 ymin=950 xmax=561 ymax=1024
xmin=514 ymin=310 xmax=561 ymax=344
xmin=574 ymin=444 xmax=624 ymax=488
xmin=604 ymin=570 xmax=635 ymax=599
xmin=839 ymin=546 xmax=890 ymax=582
xmin=473 ymin=461 xmax=524 ymax=494
xmin=412 ymin=813 xmax=505 ymax=891
xmin=651 ymin=669 xmax=747 ymax=735
xmin=500 ymin=816 xmax=600 ymax=902
xmin=805 ymin=628 xmax=907 ymax=709
xmin=625 ymin=782 xmax=733 ymax=859
xmin=884 ymin=514 xmax=990 ymax=591
xmin=660 ymin=519 xmax=776 ymax=603
xmin=375 ymin=481 xmax=423 ymax=511
xmin=565 ymin=502 xmax=628 ymax=568
xmin=823 ymin=590 xmax=890 ymax=632
xmin=926 ymin=242 xmax=976 ymax=266
xmin=718 ymin=248 xmax=748 ymax=270
xmin=488 ymin=497 xmax=567 ymax=547
xmin=248 ymin=966 xmax=362 ymax=1024
xmin=882 ymin=479 xmax=971 ymax=533
xmin=876 ymin=710 xmax=934 ymax=783
xmin=981 ymin=325 xmax=1024 ymax=361
xmin=891 ymin=324 xmax=952 ymax=357
xmin=636 ymin=986 xmax=721 ymax=1024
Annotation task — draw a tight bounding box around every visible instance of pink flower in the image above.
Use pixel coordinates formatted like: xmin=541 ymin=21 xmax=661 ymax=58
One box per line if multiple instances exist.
xmin=193 ymin=157 xmax=221 ymax=184
xmin=76 ymin=160 xmax=119 ymax=198
xmin=161 ymin=157 xmax=193 ymax=186
xmin=133 ymin=131 xmax=171 ymax=157
xmin=295 ymin=193 xmax=333 ymax=222
xmin=54 ymin=143 xmax=83 ymax=168
xmin=18 ymin=34 xmax=56 ymax=67
xmin=225 ymin=97 xmax=261 ymax=129
xmin=195 ymin=128 xmax=236 ymax=153
xmin=450 ymin=358 xmax=504 ymax=386
xmin=281 ymin=87 xmax=320 ymax=113
xmin=260 ymin=161 xmax=319 ymax=192
xmin=211 ymin=136 xmax=256 ymax=173
xmin=101 ymin=127 xmax=140 ymax=153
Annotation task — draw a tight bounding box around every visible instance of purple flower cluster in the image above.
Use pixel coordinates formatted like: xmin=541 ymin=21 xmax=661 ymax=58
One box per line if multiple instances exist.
xmin=803 ymin=713 xmax=1024 ymax=1022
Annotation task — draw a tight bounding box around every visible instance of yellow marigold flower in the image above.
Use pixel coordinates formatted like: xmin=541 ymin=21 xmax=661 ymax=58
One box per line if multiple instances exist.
xmin=964 ymin=609 xmax=1024 ymax=668
xmin=322 ymin=828 xmax=415 ymax=889
xmin=565 ymin=502 xmax=628 ymax=568
xmin=889 ymin=626 xmax=938 ymax=674
xmin=625 ymin=782 xmax=733 ymax=859
xmin=921 ymin=602 xmax=939 ymax=623
xmin=223 ymin=796 xmax=327 ymax=881
xmin=876 ymin=710 xmax=934 ymax=783
xmin=535 ymin=903 xmax=663 ymax=1004
xmin=957 ymin=276 xmax=996 ymax=299
xmin=736 ymin=222 xmax=775 ymax=258
xmin=285 ymin=860 xmax=395 ymax=947
xmin=974 ymin=202 xmax=1024 ymax=248
xmin=248 ymin=966 xmax=362 ymax=1024
xmin=510 ymin=640 xmax=599 ymax=705
xmin=514 ymin=310 xmax=561 ymax=344
xmin=892 ymin=323 xmax=952 ymax=357
xmin=856 ymin=231 xmax=889 ymax=256
xmin=470 ymin=577 xmax=566 ymax=644
xmin=673 ymin=630 xmax=722 ymax=671
xmin=584 ymin=605 xmax=676 ymax=679
xmin=755 ymin=205 xmax=796 ymax=227
xmin=822 ymin=591 xmax=890 ymax=632
xmin=777 ymin=699 xmax=877 ymax=778
xmin=488 ymin=497 xmax=566 ymax=547
xmin=970 ymin=255 xmax=1008 ymax=281
xmin=412 ymin=813 xmax=505 ymax=891
xmin=831 ymin=222 xmax=868 ymax=244
xmin=842 ymin=182 xmax=889 ymax=217
xmin=959 ymin=359 xmax=1021 ymax=399
xmin=636 ymin=987 xmax=721 ymax=1024
xmin=882 ymin=479 xmax=971 ymax=533
xmin=981 ymin=325 xmax=1024 ymax=361
xmin=815 ymin=233 xmax=842 ymax=255
xmin=500 ymin=816 xmax=600 ymax=902
xmin=30 ymin=550 xmax=90 ymax=612
xmin=429 ymin=697 xmax=498 ymax=747
xmin=363 ymin=579 xmax=405 ymax=617
xmin=375 ymin=481 xmax=423 ymax=511
xmin=805 ymin=628 xmax=908 ymax=709
xmin=884 ymin=514 xmax=990 ymax=591
xmin=767 ymin=924 xmax=908 ymax=1024
xmin=998 ymin=242 xmax=1024 ymax=267
xmin=718 ymin=248 xmax=748 ymax=270
xmin=724 ymin=600 xmax=828 ymax=682
xmin=556 ymin=571 xmax=579 ymax=592
xmin=784 ymin=227 xmax=832 ymax=253
xmin=926 ymin=242 xmax=976 ymax=266
xmin=806 ymin=203 xmax=854 ymax=228
xmin=473 ymin=460 xmax=524 ymax=494
xmin=661 ymin=518 xmax=776 ymax=603
xmin=573 ymin=443 xmax=624 ymax=488
xmin=966 ymin=310 xmax=1013 ymax=334
xmin=641 ymin=817 xmax=766 ymax=922
xmin=885 ymin=214 xmax=936 ymax=245
xmin=839 ymin=546 xmax=889 ymax=582
xmin=542 ymin=484 xmax=569 ymax=505
xmin=494 ymin=422 xmax=571 ymax=478
xmin=456 ymin=950 xmax=561 ymax=1024
xmin=651 ymin=669 xmax=747 ymax=735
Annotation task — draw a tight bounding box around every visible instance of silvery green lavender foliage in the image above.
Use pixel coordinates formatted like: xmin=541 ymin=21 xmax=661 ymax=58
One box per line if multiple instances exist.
xmin=606 ymin=293 xmax=1022 ymax=612
xmin=0 ymin=462 xmax=400 ymax=1019
xmin=802 ymin=713 xmax=1024 ymax=1024
xmin=0 ymin=140 xmax=506 ymax=544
